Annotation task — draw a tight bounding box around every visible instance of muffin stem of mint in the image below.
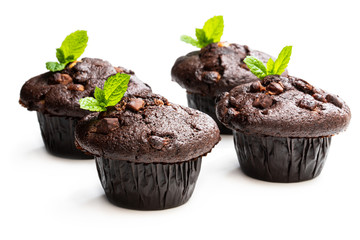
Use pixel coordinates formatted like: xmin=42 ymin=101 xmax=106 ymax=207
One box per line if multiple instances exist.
xmin=216 ymin=46 xmax=351 ymax=182
xmin=76 ymin=74 xmax=220 ymax=210
xmin=172 ymin=16 xmax=286 ymax=134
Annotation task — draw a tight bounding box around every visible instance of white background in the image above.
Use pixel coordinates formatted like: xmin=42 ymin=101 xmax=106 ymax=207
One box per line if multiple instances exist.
xmin=1 ymin=0 xmax=359 ymax=239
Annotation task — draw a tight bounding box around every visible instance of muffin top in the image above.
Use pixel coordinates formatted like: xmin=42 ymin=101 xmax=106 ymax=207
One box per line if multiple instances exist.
xmin=216 ymin=75 xmax=351 ymax=138
xmin=19 ymin=58 xmax=152 ymax=118
xmin=171 ymin=43 xmax=287 ymax=97
xmin=75 ymin=94 xmax=221 ymax=163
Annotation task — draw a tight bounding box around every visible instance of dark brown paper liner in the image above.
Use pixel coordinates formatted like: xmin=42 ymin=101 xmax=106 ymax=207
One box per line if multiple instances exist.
xmin=186 ymin=92 xmax=232 ymax=135
xmin=95 ymin=157 xmax=202 ymax=210
xmin=37 ymin=112 xmax=92 ymax=159
xmin=233 ymin=132 xmax=332 ymax=183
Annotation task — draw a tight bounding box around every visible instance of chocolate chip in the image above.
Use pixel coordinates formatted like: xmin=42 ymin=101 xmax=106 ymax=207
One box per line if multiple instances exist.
xmin=149 ymin=136 xmax=170 ymax=150
xmin=326 ymin=94 xmax=343 ymax=108
xmin=67 ymin=84 xmax=85 ymax=91
xmin=298 ymin=98 xmax=317 ymax=111
xmin=126 ymin=98 xmax=145 ymax=112
xmin=312 ymin=93 xmax=327 ymax=103
xmin=114 ymin=67 xmax=124 ymax=73
xmin=51 ymin=73 xmax=73 ymax=85
xmin=96 ymin=118 xmax=120 ymax=134
xmin=250 ymin=81 xmax=266 ymax=93
xmin=262 ymin=75 xmax=281 ymax=86
xmin=202 ymin=71 xmax=221 ymax=84
xmin=217 ymin=42 xmax=230 ymax=47
xmin=293 ymin=79 xmax=314 ymax=94
xmin=154 ymin=98 xmax=164 ymax=106
xmin=253 ymin=95 xmax=273 ymax=109
xmin=239 ymin=63 xmax=249 ymax=70
xmin=266 ymin=82 xmax=284 ymax=95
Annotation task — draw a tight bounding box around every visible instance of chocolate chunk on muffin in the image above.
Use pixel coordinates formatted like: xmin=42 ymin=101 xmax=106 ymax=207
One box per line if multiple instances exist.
xmin=172 ymin=16 xmax=288 ymax=134
xmin=75 ymin=93 xmax=220 ymax=210
xmin=20 ymin=58 xmax=152 ymax=159
xmin=216 ymin=75 xmax=351 ymax=182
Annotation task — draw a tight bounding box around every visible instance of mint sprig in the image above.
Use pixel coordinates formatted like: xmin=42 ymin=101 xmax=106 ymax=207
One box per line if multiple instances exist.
xmin=181 ymin=16 xmax=224 ymax=48
xmin=79 ymin=73 xmax=130 ymax=112
xmin=46 ymin=30 xmax=88 ymax=72
xmin=244 ymin=46 xmax=292 ymax=80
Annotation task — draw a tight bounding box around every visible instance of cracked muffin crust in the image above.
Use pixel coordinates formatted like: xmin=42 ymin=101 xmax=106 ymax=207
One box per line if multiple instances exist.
xmin=75 ymin=94 xmax=221 ymax=163
xmin=20 ymin=58 xmax=152 ymax=117
xmin=216 ymin=75 xmax=351 ymax=137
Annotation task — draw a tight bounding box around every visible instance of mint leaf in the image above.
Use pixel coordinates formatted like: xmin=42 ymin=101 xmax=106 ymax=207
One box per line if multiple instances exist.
xmin=195 ymin=28 xmax=206 ymax=45
xmin=56 ymin=48 xmax=65 ymax=63
xmin=266 ymin=58 xmax=275 ymax=75
xmin=244 ymin=56 xmax=267 ymax=80
xmin=273 ymin=46 xmax=292 ymax=75
xmin=94 ymin=87 xmax=105 ymax=103
xmin=79 ymin=73 xmax=130 ymax=112
xmin=79 ymin=97 xmax=106 ymax=112
xmin=46 ymin=30 xmax=88 ymax=72
xmin=196 ymin=28 xmax=214 ymax=48
xmin=181 ymin=15 xmax=224 ymax=48
xmin=180 ymin=35 xmax=201 ymax=48
xmin=103 ymin=73 xmax=130 ymax=106
xmin=203 ymin=15 xmax=224 ymax=43
xmin=195 ymin=28 xmax=206 ymax=41
xmin=60 ymin=30 xmax=88 ymax=62
xmin=244 ymin=46 xmax=292 ymax=80
xmin=46 ymin=62 xmax=67 ymax=72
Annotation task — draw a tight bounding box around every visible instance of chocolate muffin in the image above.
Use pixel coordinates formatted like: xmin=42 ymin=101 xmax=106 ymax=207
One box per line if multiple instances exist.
xmin=171 ymin=42 xmax=288 ymax=134
xmin=216 ymin=75 xmax=351 ymax=182
xmin=19 ymin=58 xmax=152 ymax=159
xmin=75 ymin=94 xmax=220 ymax=210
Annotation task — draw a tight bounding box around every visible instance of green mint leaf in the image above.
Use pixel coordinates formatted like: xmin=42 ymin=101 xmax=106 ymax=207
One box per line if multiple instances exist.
xmin=244 ymin=46 xmax=292 ymax=80
xmin=103 ymin=73 xmax=130 ymax=107
xmin=56 ymin=48 xmax=65 ymax=63
xmin=244 ymin=56 xmax=267 ymax=80
xmin=181 ymin=15 xmax=224 ymax=48
xmin=195 ymin=28 xmax=207 ymax=47
xmin=266 ymin=58 xmax=275 ymax=75
xmin=66 ymin=55 xmax=76 ymax=62
xmin=46 ymin=62 xmax=67 ymax=72
xmin=79 ymin=73 xmax=130 ymax=112
xmin=59 ymin=30 xmax=88 ymax=63
xmin=79 ymin=97 xmax=106 ymax=112
xmin=94 ymin=86 xmax=105 ymax=103
xmin=180 ymin=35 xmax=200 ymax=48
xmin=202 ymin=15 xmax=224 ymax=43
xmin=273 ymin=46 xmax=292 ymax=75
xmin=46 ymin=30 xmax=88 ymax=72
